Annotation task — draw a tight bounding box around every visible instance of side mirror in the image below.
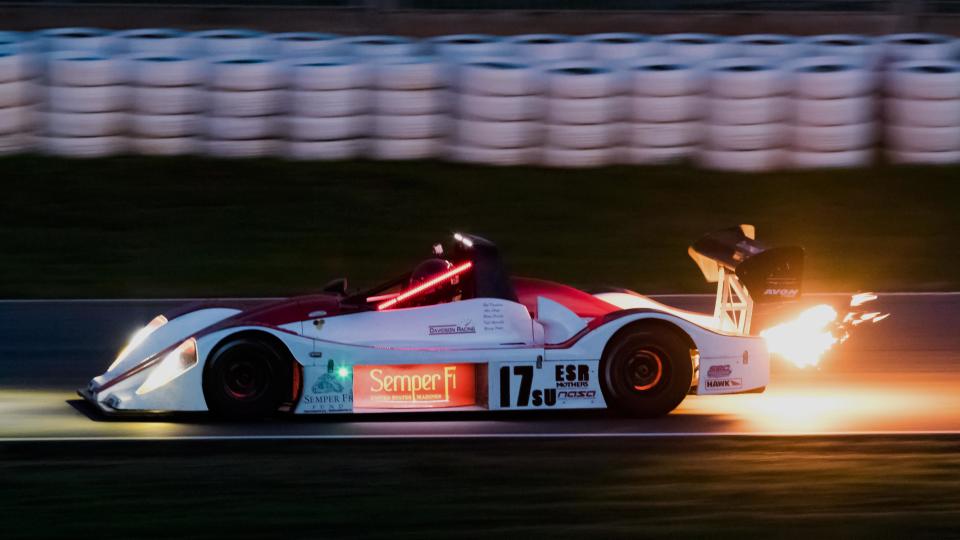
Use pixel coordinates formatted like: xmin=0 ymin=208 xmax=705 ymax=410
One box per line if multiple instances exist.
xmin=322 ymin=278 xmax=348 ymax=296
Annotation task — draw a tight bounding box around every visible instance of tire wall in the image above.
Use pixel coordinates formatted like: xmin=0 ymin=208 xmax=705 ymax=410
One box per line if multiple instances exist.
xmin=0 ymin=28 xmax=957 ymax=167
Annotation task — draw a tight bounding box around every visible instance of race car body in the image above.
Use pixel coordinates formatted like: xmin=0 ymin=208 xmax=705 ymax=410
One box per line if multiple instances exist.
xmin=82 ymin=227 xmax=803 ymax=418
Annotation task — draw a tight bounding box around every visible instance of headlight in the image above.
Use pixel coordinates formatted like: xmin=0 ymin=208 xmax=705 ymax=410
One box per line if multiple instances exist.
xmin=109 ymin=315 xmax=168 ymax=372
xmin=136 ymin=338 xmax=198 ymax=395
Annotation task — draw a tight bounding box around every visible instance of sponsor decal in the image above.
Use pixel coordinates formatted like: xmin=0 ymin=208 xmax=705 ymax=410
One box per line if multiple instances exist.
xmin=301 ymin=359 xmax=353 ymax=411
xmin=354 ymin=363 xmax=476 ymax=408
xmin=704 ymin=378 xmax=742 ymax=390
xmin=312 ymin=370 xmax=344 ymax=395
xmin=428 ymin=320 xmax=476 ymax=336
xmin=482 ymin=302 xmax=505 ymax=332
xmin=554 ymin=363 xmax=590 ymax=388
xmin=764 ymin=288 xmax=799 ymax=298
xmin=558 ymin=390 xmax=597 ymax=400
xmin=707 ymin=364 xmax=732 ymax=379
xmin=302 ymin=391 xmax=352 ymax=407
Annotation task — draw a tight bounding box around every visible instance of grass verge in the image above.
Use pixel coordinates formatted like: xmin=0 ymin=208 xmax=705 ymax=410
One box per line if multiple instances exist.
xmin=1 ymin=156 xmax=957 ymax=297
xmin=2 ymin=437 xmax=959 ymax=538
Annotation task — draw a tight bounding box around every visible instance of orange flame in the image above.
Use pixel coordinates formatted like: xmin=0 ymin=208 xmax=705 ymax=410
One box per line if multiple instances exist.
xmin=850 ymin=292 xmax=878 ymax=307
xmin=760 ymin=293 xmax=888 ymax=369
xmin=761 ymin=304 xmax=838 ymax=368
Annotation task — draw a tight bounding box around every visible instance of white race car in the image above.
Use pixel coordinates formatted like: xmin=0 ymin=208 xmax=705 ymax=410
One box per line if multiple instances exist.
xmin=81 ymin=227 xmax=803 ymax=419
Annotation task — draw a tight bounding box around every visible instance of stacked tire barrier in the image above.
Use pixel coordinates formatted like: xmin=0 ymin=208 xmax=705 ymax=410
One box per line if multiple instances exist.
xmin=579 ymin=33 xmax=663 ymax=62
xmin=449 ymin=58 xmax=543 ymax=166
xmin=344 ymin=35 xmax=420 ymax=59
xmin=128 ymin=54 xmax=203 ymax=156
xmin=40 ymin=27 xmax=112 ymax=54
xmin=622 ymin=57 xmax=703 ymax=165
xmin=805 ymin=34 xmax=883 ymax=69
xmin=4 ymin=28 xmax=960 ymax=170
xmin=787 ymin=56 xmax=876 ymax=168
xmin=0 ymin=46 xmax=36 ymax=155
xmin=284 ymin=57 xmax=369 ymax=161
xmin=730 ymin=34 xmax=807 ymax=60
xmin=542 ymin=61 xmax=622 ymax=168
xmin=699 ymin=57 xmax=789 ymax=172
xmin=369 ymin=56 xmax=447 ymax=160
xmin=508 ymin=34 xmax=585 ymax=62
xmin=0 ymin=31 xmax=35 ymax=53
xmin=885 ymin=60 xmax=960 ymax=164
xmin=429 ymin=34 xmax=505 ymax=60
xmin=204 ymin=56 xmax=282 ymax=158
xmin=880 ymin=33 xmax=960 ymax=63
xmin=42 ymin=52 xmax=126 ymax=157
xmin=266 ymin=33 xmax=342 ymax=58
xmin=190 ymin=29 xmax=263 ymax=57
xmin=115 ymin=28 xmax=187 ymax=56
xmin=655 ymin=34 xmax=735 ymax=62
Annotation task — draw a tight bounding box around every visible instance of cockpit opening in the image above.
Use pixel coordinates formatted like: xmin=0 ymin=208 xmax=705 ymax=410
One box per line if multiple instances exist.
xmin=347 ymin=233 xmax=517 ymax=311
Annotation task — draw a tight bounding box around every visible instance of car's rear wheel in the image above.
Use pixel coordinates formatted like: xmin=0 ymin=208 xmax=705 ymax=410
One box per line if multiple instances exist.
xmin=600 ymin=326 xmax=693 ymax=418
xmin=203 ymin=337 xmax=291 ymax=419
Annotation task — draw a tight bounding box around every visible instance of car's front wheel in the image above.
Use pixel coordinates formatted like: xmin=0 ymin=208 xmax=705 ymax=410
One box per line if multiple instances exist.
xmin=600 ymin=325 xmax=693 ymax=418
xmin=202 ymin=337 xmax=291 ymax=419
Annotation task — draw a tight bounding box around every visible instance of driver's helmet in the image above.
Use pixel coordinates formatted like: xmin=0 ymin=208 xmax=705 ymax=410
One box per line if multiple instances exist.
xmin=406 ymin=258 xmax=458 ymax=306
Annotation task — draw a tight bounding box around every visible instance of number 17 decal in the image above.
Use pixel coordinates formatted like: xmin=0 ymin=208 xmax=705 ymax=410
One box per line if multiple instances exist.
xmin=499 ymin=365 xmax=556 ymax=408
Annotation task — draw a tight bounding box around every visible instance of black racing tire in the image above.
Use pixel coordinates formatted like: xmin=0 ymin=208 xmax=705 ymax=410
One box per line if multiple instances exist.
xmin=202 ymin=337 xmax=291 ymax=419
xmin=600 ymin=326 xmax=693 ymax=418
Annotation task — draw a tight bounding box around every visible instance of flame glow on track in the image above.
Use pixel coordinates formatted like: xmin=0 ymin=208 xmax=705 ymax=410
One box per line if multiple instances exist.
xmin=760 ymin=293 xmax=889 ymax=369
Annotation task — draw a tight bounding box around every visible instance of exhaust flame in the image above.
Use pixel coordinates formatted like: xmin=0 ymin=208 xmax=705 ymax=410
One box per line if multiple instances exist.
xmin=760 ymin=293 xmax=889 ymax=369
xmin=852 ymin=312 xmax=881 ymax=325
xmin=761 ymin=305 xmax=838 ymax=368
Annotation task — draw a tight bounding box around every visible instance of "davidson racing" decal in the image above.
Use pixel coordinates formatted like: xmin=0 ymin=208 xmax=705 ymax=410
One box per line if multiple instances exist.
xmin=428 ymin=321 xmax=476 ymax=336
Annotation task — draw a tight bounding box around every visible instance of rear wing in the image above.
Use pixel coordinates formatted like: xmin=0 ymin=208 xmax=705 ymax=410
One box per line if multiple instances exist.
xmin=688 ymin=225 xmax=804 ymax=335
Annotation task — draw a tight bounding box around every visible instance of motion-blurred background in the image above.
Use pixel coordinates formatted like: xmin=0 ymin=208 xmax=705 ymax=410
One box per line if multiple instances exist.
xmin=1 ymin=4 xmax=959 ymax=296
xmin=0 ymin=7 xmax=960 ymax=166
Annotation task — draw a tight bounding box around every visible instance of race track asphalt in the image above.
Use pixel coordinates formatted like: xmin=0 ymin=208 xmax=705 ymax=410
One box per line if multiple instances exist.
xmin=0 ymin=293 xmax=957 ymax=440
